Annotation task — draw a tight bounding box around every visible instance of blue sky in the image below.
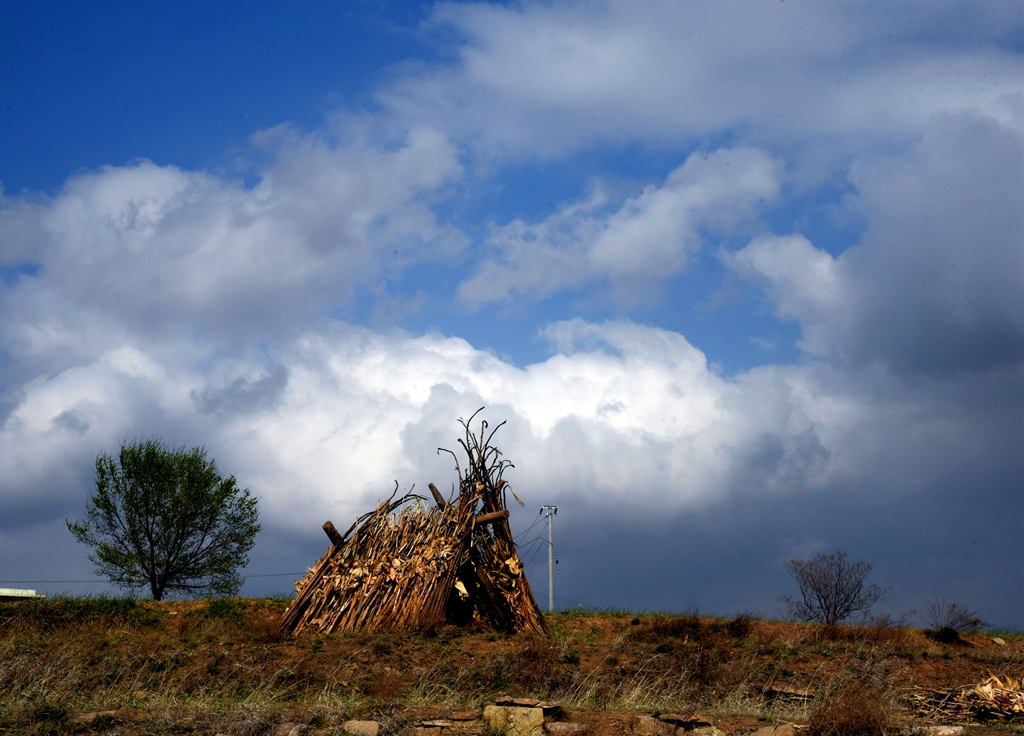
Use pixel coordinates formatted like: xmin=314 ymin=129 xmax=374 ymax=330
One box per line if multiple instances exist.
xmin=1 ymin=0 xmax=1022 ymax=628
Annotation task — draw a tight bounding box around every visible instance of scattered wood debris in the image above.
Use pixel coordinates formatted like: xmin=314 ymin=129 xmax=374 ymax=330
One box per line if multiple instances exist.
xmin=280 ymin=410 xmax=548 ymax=635
xmin=909 ymin=672 xmax=1024 ymax=723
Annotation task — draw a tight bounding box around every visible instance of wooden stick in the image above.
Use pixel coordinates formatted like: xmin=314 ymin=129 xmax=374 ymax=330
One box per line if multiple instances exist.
xmin=474 ymin=509 xmax=509 ymax=526
xmin=322 ymin=520 xmax=344 ymax=546
xmin=428 ymin=482 xmax=448 ymax=509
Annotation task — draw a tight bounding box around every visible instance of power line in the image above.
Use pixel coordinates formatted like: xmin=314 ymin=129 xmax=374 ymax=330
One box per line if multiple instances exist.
xmin=522 ymin=539 xmax=548 ymax=569
xmin=515 ymin=514 xmax=547 ymax=542
xmin=517 ymin=532 xmax=549 ymax=553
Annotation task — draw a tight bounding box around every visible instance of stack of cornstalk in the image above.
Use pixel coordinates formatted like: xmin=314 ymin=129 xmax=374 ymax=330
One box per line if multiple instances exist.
xmin=909 ymin=673 xmax=1024 ymax=723
xmin=280 ymin=412 xmax=548 ymax=636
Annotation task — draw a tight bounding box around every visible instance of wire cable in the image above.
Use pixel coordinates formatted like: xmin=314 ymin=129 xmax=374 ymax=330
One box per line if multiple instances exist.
xmin=513 ymin=514 xmax=547 ymax=546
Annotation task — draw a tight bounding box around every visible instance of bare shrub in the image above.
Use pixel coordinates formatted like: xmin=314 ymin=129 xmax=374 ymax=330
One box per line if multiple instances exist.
xmin=919 ymin=594 xmax=987 ymax=632
xmin=781 ymin=551 xmax=889 ymax=626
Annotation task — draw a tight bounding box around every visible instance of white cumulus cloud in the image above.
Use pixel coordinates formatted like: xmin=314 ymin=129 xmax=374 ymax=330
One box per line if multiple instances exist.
xmin=381 ymin=0 xmax=1023 ymax=161
xmin=459 ymin=147 xmax=779 ymax=306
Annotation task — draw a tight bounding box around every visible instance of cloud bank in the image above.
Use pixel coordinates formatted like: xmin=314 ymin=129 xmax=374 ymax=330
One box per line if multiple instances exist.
xmin=1 ymin=0 xmax=1020 ymax=626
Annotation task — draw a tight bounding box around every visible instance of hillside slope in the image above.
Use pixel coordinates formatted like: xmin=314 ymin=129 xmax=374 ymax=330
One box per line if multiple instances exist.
xmin=1 ymin=598 xmax=1020 ymax=735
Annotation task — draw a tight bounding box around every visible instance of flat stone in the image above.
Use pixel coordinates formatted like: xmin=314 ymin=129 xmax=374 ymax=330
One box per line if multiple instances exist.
xmin=631 ymin=714 xmax=673 ymax=736
xmin=683 ymin=728 xmax=725 ymax=736
xmin=992 ymin=637 xmax=1007 ymax=646
xmin=484 ymin=705 xmax=546 ymax=736
xmin=451 ymin=710 xmax=481 ymax=721
xmin=343 ymin=720 xmax=379 ymax=736
xmin=545 ymin=722 xmax=588 ymax=734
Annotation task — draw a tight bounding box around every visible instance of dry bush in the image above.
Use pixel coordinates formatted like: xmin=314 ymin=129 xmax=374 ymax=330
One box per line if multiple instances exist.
xmin=919 ymin=595 xmax=987 ymax=641
xmin=726 ymin=610 xmax=759 ymax=640
xmin=808 ymin=674 xmax=899 ymax=736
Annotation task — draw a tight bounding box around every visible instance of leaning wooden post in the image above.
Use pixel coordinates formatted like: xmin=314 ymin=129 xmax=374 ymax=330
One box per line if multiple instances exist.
xmin=474 ymin=509 xmax=509 ymax=527
xmin=322 ymin=520 xmax=344 ymax=547
xmin=428 ymin=482 xmax=448 ymax=509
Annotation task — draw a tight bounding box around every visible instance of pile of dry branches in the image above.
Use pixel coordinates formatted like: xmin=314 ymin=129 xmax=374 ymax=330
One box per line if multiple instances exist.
xmin=280 ymin=411 xmax=548 ymax=636
xmin=909 ymin=673 xmax=1024 ymax=723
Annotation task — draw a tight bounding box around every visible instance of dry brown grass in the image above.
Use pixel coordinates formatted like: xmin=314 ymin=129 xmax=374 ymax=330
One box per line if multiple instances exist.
xmin=808 ymin=669 xmax=901 ymax=736
xmin=0 ymin=598 xmax=1020 ymax=735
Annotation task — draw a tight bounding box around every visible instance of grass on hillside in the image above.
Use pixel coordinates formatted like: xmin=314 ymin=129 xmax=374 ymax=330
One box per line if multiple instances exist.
xmin=0 ymin=596 xmax=1021 ymax=735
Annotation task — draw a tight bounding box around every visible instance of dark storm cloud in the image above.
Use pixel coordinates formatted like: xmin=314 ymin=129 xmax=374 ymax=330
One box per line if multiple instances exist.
xmin=52 ymin=409 xmax=90 ymax=434
xmin=0 ymin=495 xmax=77 ymax=533
xmin=193 ymin=366 xmax=289 ymax=417
xmin=843 ymin=113 xmax=1024 ymax=378
xmin=530 ymin=461 xmax=1023 ymax=629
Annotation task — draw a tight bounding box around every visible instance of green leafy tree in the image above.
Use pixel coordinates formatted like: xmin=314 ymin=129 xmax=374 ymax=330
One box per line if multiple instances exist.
xmin=781 ymin=550 xmax=888 ymax=626
xmin=67 ymin=438 xmax=260 ymax=600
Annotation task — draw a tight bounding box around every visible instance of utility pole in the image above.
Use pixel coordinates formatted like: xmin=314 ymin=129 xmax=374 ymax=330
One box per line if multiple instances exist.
xmin=540 ymin=505 xmax=558 ymax=613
